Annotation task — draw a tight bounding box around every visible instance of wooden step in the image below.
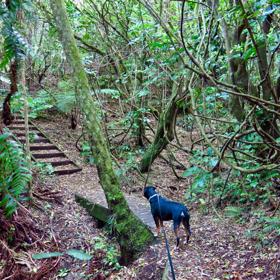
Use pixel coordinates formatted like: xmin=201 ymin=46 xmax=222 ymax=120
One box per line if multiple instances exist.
xmin=6 ymin=117 xmax=82 ymax=176
xmin=32 ymin=138 xmax=50 ymax=143
xmin=15 ymin=132 xmax=44 ymax=137
xmin=8 ymin=126 xmax=37 ymax=130
xmin=19 ymin=138 xmax=50 ymax=144
xmin=53 ymin=168 xmax=82 ymax=176
xmin=46 ymin=160 xmax=73 ymax=167
xmin=33 ymin=152 xmax=65 ymax=159
xmin=30 ymin=145 xmax=57 ymax=151
xmin=12 ymin=120 xmax=25 ymax=124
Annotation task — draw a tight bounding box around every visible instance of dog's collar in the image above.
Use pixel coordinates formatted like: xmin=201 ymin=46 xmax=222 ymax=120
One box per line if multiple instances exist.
xmin=148 ymin=194 xmax=159 ymax=202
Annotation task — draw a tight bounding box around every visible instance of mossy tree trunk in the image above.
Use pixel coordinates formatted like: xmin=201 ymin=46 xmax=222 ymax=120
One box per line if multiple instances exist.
xmin=49 ymin=0 xmax=153 ymax=263
xmin=140 ymin=85 xmax=180 ymax=173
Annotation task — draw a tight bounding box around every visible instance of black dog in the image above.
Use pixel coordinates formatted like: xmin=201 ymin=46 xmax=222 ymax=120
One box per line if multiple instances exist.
xmin=144 ymin=186 xmax=191 ymax=246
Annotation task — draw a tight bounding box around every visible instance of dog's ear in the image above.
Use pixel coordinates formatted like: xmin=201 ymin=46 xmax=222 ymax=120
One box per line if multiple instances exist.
xmin=143 ymin=187 xmax=148 ymax=198
xmin=146 ymin=185 xmax=156 ymax=191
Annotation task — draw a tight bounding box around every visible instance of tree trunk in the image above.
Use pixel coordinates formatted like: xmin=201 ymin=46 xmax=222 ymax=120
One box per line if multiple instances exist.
xmin=140 ymin=87 xmax=179 ymax=173
xmin=221 ymin=18 xmax=247 ymax=121
xmin=135 ymin=111 xmax=145 ymax=147
xmin=2 ymin=60 xmax=18 ymax=125
xmin=17 ymin=8 xmax=31 ymax=161
xmin=50 ymin=0 xmax=154 ymax=264
xmin=255 ymin=13 xmax=279 ymax=139
xmin=2 ymin=0 xmax=19 ymax=126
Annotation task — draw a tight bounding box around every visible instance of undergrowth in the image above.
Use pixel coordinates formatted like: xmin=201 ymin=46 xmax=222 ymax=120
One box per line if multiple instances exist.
xmin=183 ymin=146 xmax=280 ymax=245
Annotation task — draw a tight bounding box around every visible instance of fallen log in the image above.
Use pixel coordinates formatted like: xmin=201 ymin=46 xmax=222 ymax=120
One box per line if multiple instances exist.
xmin=75 ymin=194 xmax=112 ymax=227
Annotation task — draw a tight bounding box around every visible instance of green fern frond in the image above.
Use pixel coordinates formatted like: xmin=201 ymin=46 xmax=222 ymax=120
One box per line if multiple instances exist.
xmin=0 ymin=132 xmax=32 ymax=217
xmin=224 ymin=206 xmax=244 ymax=218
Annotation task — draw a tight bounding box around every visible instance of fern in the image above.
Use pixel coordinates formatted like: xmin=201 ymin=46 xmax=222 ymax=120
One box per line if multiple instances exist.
xmin=262 ymin=216 xmax=280 ymax=235
xmin=224 ymin=206 xmax=244 ymax=219
xmin=55 ymin=91 xmax=76 ymax=113
xmin=0 ymin=132 xmax=32 ymax=217
xmin=50 ymin=80 xmax=76 ymax=113
xmin=96 ymin=89 xmax=121 ymax=99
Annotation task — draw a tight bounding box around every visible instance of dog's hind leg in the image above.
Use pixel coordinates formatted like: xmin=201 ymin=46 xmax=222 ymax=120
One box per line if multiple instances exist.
xmin=182 ymin=217 xmax=191 ymax=243
xmin=175 ymin=228 xmax=180 ymax=247
xmin=169 ymin=223 xmax=180 ymax=256
xmin=173 ymin=222 xmax=180 ymax=247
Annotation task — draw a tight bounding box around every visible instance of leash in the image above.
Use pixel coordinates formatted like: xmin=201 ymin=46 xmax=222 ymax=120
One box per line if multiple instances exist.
xmin=143 ymin=145 xmax=176 ymax=279
xmin=157 ymin=195 xmax=176 ymax=280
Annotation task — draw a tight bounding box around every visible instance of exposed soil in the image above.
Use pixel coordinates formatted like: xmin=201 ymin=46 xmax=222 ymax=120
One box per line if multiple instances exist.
xmin=2 ymin=112 xmax=280 ymax=280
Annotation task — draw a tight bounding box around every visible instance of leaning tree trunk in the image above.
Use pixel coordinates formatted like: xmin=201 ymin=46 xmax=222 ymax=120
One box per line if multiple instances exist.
xmin=50 ymin=0 xmax=153 ymax=264
xmin=140 ymin=87 xmax=180 ymax=173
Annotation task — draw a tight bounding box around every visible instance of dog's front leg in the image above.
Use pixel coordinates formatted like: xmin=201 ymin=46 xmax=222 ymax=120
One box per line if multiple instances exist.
xmin=154 ymin=216 xmax=161 ymax=236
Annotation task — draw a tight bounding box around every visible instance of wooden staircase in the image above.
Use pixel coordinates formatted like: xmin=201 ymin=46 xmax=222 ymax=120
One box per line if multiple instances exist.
xmin=6 ymin=117 xmax=82 ymax=176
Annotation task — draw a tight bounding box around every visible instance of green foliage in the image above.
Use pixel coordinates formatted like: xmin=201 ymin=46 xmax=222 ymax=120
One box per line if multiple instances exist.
xmin=54 ymin=81 xmax=76 ymax=113
xmin=80 ymin=141 xmax=96 ymax=165
xmin=261 ymin=216 xmax=280 ymax=235
xmin=32 ymin=252 xmax=64 ymax=259
xmin=114 ymin=146 xmax=142 ymax=177
xmin=224 ymin=206 xmax=244 ymax=219
xmin=0 ymin=0 xmax=32 ymax=68
xmin=65 ymin=249 xmax=92 ymax=260
xmin=96 ymin=89 xmax=121 ymax=99
xmin=28 ymin=91 xmax=53 ymax=118
xmin=183 ymin=143 xmax=278 ymax=207
xmin=245 ymin=210 xmax=280 ymax=245
xmin=184 ymin=148 xmax=279 ymax=241
xmin=33 ymin=162 xmax=54 ymax=176
xmin=92 ymin=236 xmax=121 ymax=270
xmin=10 ymin=80 xmax=77 ymax=118
xmin=10 ymin=90 xmax=53 ymax=118
xmin=183 ymin=166 xmax=212 ymax=202
xmin=0 ymin=132 xmax=32 ymax=217
xmin=57 ymin=268 xmax=70 ymax=278
xmin=32 ymin=249 xmax=92 ymax=261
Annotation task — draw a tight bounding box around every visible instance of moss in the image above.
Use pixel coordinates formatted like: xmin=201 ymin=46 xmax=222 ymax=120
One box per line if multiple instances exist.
xmin=75 ymin=194 xmax=112 ymax=222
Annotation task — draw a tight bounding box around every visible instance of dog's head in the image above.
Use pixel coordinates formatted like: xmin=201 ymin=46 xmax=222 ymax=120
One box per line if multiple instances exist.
xmin=143 ymin=186 xmax=157 ymax=200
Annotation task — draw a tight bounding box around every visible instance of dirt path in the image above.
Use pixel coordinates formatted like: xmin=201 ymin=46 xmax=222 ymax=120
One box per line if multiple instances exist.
xmin=110 ymin=210 xmax=279 ymax=280
xmin=33 ymin=115 xmax=279 ymax=280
